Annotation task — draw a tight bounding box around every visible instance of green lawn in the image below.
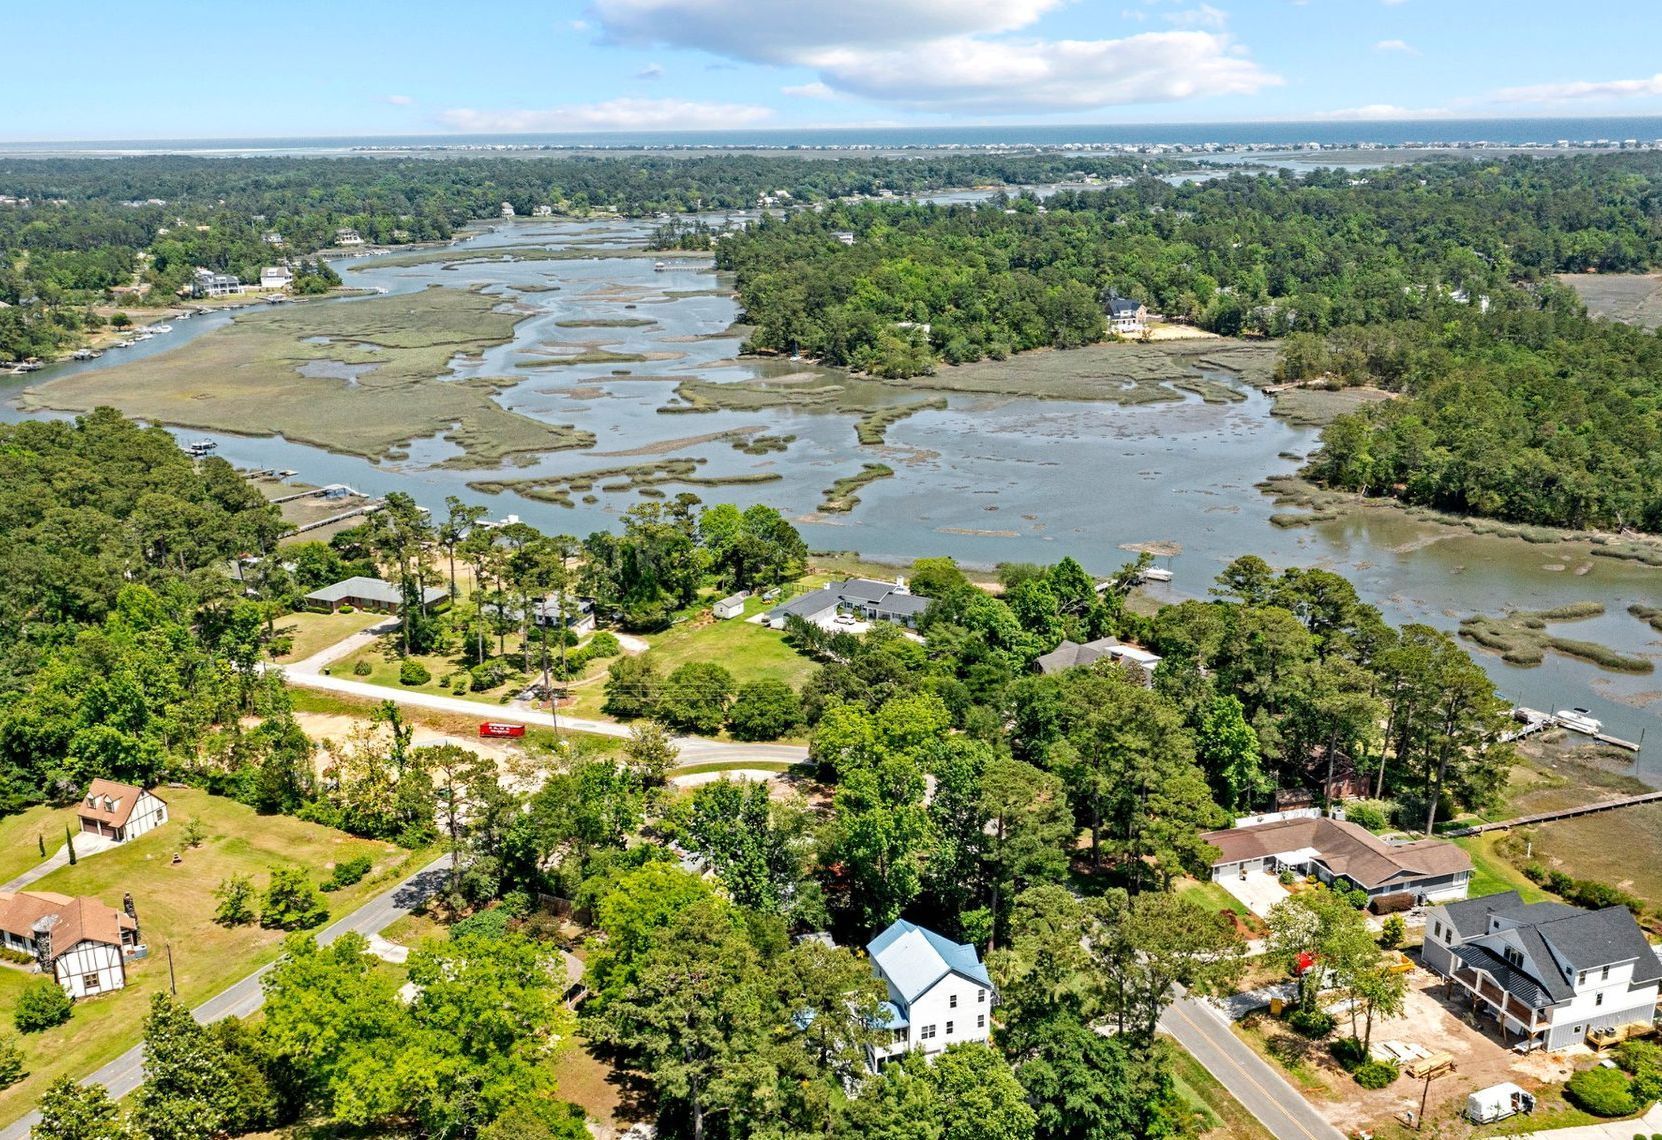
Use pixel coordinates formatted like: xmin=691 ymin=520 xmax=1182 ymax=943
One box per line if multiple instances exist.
xmin=269 ymin=609 xmax=388 ymax=664
xmin=0 ymin=788 xmax=434 ymax=1127
xmin=0 ymin=802 xmax=83 ymax=886
xmin=1453 ymin=834 xmax=1551 ymax=902
xmin=1175 ymin=876 xmax=1252 ymax=919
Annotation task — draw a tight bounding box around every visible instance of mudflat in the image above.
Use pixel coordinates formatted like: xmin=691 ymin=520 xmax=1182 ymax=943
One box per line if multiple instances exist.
xmin=22 ymin=286 xmax=593 ymax=466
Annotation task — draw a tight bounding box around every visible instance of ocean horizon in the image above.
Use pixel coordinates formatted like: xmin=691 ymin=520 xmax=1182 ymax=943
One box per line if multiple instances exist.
xmin=5 ymin=116 xmax=1662 ymax=157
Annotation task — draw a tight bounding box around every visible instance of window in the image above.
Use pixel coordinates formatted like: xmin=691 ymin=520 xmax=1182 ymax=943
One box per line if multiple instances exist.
xmin=893 ymin=1029 xmax=908 ymax=1045
xmin=921 ymin=1025 xmax=936 ymax=1041
xmin=1595 ymin=993 xmax=1604 ymax=1007
xmin=949 ymin=994 xmax=958 ymax=1008
xmin=1504 ymin=946 xmax=1524 ymax=969
xmin=1578 ymin=971 xmax=1587 ymax=986
xmin=81 ymin=974 xmax=99 ymax=991
xmin=946 ymin=1021 xmax=955 ymax=1036
xmin=977 ymin=1014 xmax=986 ymax=1029
xmin=1433 ymin=922 xmax=1443 ymax=940
xmin=977 ymin=989 xmax=986 ymax=1003
xmin=1602 ymin=966 xmax=1610 ymax=981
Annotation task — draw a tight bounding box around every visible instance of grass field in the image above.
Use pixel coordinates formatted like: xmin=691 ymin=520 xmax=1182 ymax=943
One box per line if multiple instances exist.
xmin=0 ymin=803 xmax=83 ymax=886
xmin=270 ymin=609 xmax=388 ymax=664
xmin=21 ymin=287 xmax=593 ymax=466
xmin=0 ymin=788 xmax=432 ymax=1127
xmin=1453 ymin=833 xmax=1551 ymax=903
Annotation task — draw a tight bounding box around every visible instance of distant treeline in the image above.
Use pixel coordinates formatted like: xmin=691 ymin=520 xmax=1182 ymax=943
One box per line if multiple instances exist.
xmin=713 ymin=155 xmax=1662 ymax=530
xmin=0 ymin=151 xmax=1167 ymax=362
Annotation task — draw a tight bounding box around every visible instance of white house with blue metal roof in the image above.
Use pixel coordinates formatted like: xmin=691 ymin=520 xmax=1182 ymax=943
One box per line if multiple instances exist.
xmin=865 ymin=918 xmax=994 ymax=1069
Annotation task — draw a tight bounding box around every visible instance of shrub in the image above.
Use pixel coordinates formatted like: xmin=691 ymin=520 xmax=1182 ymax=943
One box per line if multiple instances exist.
xmin=1353 ymin=1060 xmax=1399 ymax=1089
xmin=1371 ymin=892 xmax=1415 ymax=915
xmin=0 ymin=948 xmax=35 ymax=966
xmin=1342 ymin=800 xmax=1391 ymax=831
xmin=470 ymin=659 xmax=509 ymax=692
xmin=1522 ymin=862 xmax=1548 ymax=884
xmin=587 ymin=631 xmax=621 ymax=657
xmin=1615 ymin=1040 xmax=1662 ymax=1075
xmin=1330 ymin=1036 xmax=1367 ymax=1070
xmin=1287 ymin=1005 xmax=1334 ymax=1039
xmin=451 ymin=907 xmax=514 ymax=941
xmin=1566 ymin=1067 xmax=1637 ymax=1117
xmin=1344 ymin=887 xmax=1372 ymax=909
xmin=0 ymin=1033 xmax=24 ymax=1088
xmin=214 ymin=874 xmax=256 ymax=926
xmin=14 ymin=977 xmax=72 ymax=1034
xmin=352 ymin=659 xmax=372 ymax=676
xmin=338 ymin=604 xmax=355 ymax=614
xmin=399 ymin=660 xmax=431 ymax=686
xmin=322 ymin=854 xmax=373 ymax=892
xmin=260 ymin=867 xmax=330 ymax=931
xmin=727 ymin=679 xmax=803 ymax=741
xmin=1278 ymin=869 xmax=1297 ymax=886
xmin=1381 ymin=915 xmax=1407 ymax=949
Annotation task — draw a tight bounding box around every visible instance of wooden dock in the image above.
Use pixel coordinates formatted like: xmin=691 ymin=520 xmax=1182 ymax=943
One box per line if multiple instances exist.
xmin=1502 ymin=708 xmax=1642 ymax=753
xmin=1447 ymin=789 xmax=1662 ymax=837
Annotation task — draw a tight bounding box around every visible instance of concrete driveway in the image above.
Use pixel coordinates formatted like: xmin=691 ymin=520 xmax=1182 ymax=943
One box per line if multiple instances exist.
xmin=1218 ymin=868 xmax=1292 ymax=918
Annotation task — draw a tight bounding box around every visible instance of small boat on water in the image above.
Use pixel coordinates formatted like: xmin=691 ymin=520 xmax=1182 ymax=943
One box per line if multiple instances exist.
xmin=1553 ymin=707 xmax=1603 ymax=735
xmin=134 ymin=332 xmax=153 ymax=341
xmin=152 ymin=324 xmax=173 ymax=333
xmin=1141 ymin=567 xmax=1174 ymax=583
xmin=113 ymin=339 xmax=133 ymax=348
xmin=71 ymin=348 xmax=102 ymax=360
xmin=186 ymin=438 xmax=219 ymax=457
xmin=653 ymin=261 xmax=668 ymax=271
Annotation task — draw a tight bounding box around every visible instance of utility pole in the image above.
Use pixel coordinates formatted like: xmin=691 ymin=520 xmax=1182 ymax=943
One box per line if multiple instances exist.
xmin=166 ymin=942 xmax=177 ymax=997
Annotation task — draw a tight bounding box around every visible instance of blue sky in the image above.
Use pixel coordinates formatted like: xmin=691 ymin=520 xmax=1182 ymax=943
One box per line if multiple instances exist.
xmin=9 ymin=0 xmax=1662 ymax=139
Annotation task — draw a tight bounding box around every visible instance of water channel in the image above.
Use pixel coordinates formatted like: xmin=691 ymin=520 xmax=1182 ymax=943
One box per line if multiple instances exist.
xmin=4 ymin=213 xmax=1658 ymax=779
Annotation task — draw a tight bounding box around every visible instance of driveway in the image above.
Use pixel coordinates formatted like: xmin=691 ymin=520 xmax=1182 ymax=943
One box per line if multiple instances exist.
xmin=0 ymin=832 xmax=121 ymax=893
xmin=1217 ymin=868 xmax=1292 ymax=919
xmin=0 ymin=855 xmax=453 ymax=1140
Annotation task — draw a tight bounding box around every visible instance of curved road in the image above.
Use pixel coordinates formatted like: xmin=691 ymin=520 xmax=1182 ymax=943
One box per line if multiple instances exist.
xmin=280 ymin=621 xmax=809 ymax=767
xmin=0 ymin=856 xmax=453 ymax=1140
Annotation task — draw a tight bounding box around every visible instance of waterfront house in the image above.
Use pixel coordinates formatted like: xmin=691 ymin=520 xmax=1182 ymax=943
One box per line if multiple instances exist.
xmin=1422 ymin=892 xmax=1662 ymax=1050
xmin=190 ymin=267 xmax=241 ymax=298
xmin=866 ymin=919 xmax=995 ymax=1070
xmin=764 ymin=578 xmax=930 ymax=631
xmin=1106 ymin=293 xmax=1149 ymax=337
xmin=1035 ymin=636 xmax=1161 ymax=680
xmin=259 ymin=264 xmax=293 ymax=290
xmin=334 ymin=228 xmax=365 ymax=247
xmin=76 ymin=779 xmax=169 ymax=843
xmin=0 ymin=890 xmax=140 ymax=998
xmin=1203 ymin=816 xmax=1471 ymax=905
xmin=304 ymin=576 xmax=448 ymax=615
xmin=531 ymin=595 xmax=597 ymax=634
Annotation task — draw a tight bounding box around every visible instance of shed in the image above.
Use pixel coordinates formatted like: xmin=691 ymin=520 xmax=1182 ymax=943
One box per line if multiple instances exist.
xmin=713 ymin=592 xmax=749 ymax=620
xmin=1465 ymin=1082 xmax=1534 ymax=1124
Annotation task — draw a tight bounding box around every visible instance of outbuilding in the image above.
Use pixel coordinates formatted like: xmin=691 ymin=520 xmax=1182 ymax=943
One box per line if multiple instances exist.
xmin=713 ymin=592 xmax=748 ymax=620
xmin=76 ymin=779 xmax=168 ymax=843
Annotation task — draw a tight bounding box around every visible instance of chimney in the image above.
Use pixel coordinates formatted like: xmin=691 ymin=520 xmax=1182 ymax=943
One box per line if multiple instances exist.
xmin=123 ymin=892 xmax=139 ymax=938
xmin=33 ymin=915 xmax=56 ymax=972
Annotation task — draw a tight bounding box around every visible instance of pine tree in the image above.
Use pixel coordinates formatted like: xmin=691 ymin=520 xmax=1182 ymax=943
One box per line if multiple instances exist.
xmin=0 ymin=1032 xmax=26 ymax=1089
xmin=65 ymin=825 xmax=76 ymax=866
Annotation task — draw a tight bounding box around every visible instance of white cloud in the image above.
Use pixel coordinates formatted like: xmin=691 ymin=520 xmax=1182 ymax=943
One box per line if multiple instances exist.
xmin=782 ymin=81 xmax=838 ymax=100
xmin=587 ymin=0 xmax=1278 ymax=113
xmin=1373 ymin=39 xmax=1415 ymax=53
xmin=636 ymin=63 xmax=665 ymax=79
xmin=807 ymin=32 xmax=1277 ymax=112
xmin=1309 ymin=103 xmax=1450 ymax=120
xmin=1496 ymin=72 xmax=1662 ymax=103
xmin=569 ymin=19 xmax=591 ymax=30
xmin=383 ymin=94 xmax=414 ymax=106
xmin=437 ymin=98 xmax=773 ymax=133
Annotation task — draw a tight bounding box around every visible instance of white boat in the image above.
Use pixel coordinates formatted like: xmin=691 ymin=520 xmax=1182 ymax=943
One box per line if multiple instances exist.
xmin=113 ymin=340 xmax=133 ymax=348
xmin=1553 ymin=707 xmax=1603 ymax=735
xmin=1142 ymin=567 xmax=1174 ymax=583
xmin=152 ymin=324 xmax=173 ymax=333
xmin=134 ymin=332 xmax=153 ymax=341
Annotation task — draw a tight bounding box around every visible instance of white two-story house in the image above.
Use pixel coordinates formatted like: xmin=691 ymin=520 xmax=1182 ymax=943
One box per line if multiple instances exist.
xmin=865 ymin=919 xmax=995 ymax=1070
xmin=1422 ymin=891 xmax=1662 ymax=1051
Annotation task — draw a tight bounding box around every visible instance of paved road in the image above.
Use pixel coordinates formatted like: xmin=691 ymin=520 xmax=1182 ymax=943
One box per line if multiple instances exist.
xmin=281 ymin=647 xmax=809 ymax=767
xmin=1160 ymin=995 xmax=1346 ymax=1140
xmin=0 ymin=855 xmax=453 ymax=1140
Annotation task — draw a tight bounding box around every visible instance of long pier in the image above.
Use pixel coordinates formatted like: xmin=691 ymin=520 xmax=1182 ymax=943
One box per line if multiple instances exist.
xmin=1447 ymin=790 xmax=1662 ymax=837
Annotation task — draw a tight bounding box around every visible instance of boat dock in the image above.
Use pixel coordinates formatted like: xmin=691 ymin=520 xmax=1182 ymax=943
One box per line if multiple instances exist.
xmin=1447 ymin=789 xmax=1662 ymax=836
xmin=1502 ymin=707 xmax=1642 ymax=753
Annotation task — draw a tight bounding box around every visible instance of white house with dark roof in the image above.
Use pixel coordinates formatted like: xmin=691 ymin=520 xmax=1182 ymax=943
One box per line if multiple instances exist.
xmin=0 ymin=890 xmax=140 ymax=998
xmin=764 ymin=578 xmax=930 ymax=631
xmin=1106 ymin=293 xmax=1149 ymax=336
xmin=865 ymin=919 xmax=994 ymax=1069
xmin=1203 ymin=816 xmax=1471 ymax=905
xmin=304 ymin=576 xmax=448 ymax=615
xmin=1422 ymin=892 xmax=1662 ymax=1050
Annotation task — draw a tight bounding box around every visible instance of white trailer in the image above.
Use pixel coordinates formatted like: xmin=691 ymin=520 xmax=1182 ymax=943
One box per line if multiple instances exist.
xmin=1465 ymin=1082 xmax=1535 ymax=1125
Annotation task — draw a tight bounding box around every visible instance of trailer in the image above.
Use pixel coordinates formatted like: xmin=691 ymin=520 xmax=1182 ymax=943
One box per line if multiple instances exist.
xmin=1465 ymin=1082 xmax=1534 ymax=1125
xmin=479 ymin=722 xmax=526 ymax=739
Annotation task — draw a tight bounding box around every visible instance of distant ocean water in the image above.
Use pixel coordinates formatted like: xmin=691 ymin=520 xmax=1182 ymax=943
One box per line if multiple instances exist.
xmin=5 ymin=117 xmax=1662 ymax=157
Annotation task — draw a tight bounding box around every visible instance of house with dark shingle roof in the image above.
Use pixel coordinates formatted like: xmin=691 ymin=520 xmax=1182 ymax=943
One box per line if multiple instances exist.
xmin=763 ymin=578 xmax=930 ymax=631
xmin=1203 ymin=816 xmax=1471 ymax=904
xmin=865 ymin=919 xmax=994 ymax=1069
xmin=304 ymin=576 xmax=448 ymax=615
xmin=1423 ymin=891 xmax=1662 ymax=1050
xmin=0 ymin=890 xmax=140 ymax=998
xmin=1035 ymin=636 xmax=1161 ymax=679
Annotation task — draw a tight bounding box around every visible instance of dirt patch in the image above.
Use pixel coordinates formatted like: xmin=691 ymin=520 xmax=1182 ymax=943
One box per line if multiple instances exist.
xmin=1558 ymin=271 xmax=1662 ymax=330
xmin=896 ymin=339 xmax=1275 ymax=402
